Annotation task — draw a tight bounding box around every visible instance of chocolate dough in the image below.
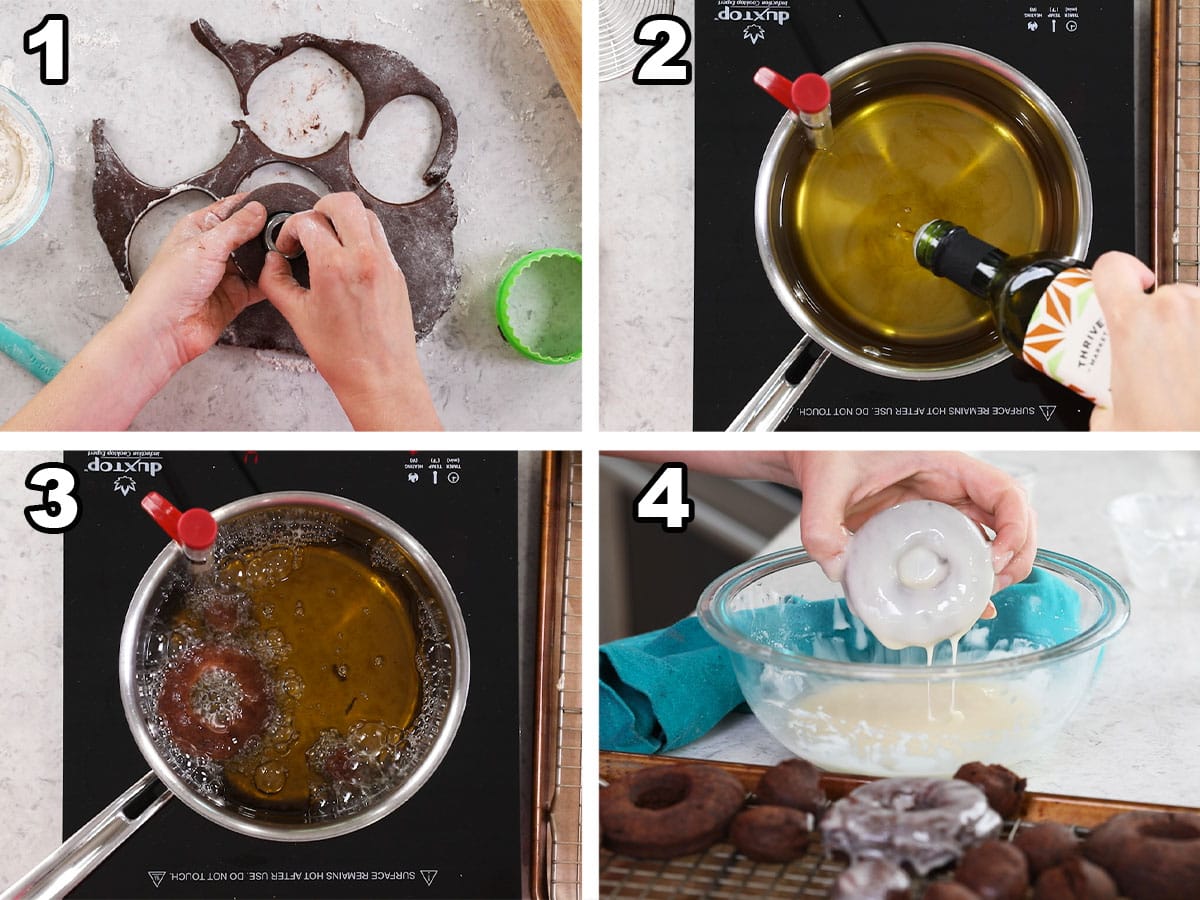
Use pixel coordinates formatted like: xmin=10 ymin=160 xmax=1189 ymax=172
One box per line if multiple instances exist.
xmin=91 ymin=19 xmax=460 ymax=355
xmin=229 ymin=182 xmax=320 ymax=288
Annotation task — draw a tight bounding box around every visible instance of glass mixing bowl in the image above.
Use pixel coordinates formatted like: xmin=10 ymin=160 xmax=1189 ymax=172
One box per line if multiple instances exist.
xmin=0 ymin=85 xmax=54 ymax=248
xmin=697 ymin=548 xmax=1128 ymax=777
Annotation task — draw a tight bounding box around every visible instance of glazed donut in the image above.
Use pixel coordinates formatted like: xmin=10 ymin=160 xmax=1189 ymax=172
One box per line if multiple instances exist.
xmin=1082 ymin=810 xmax=1200 ymax=900
xmin=820 ymin=777 xmax=1001 ymax=875
xmin=842 ymin=501 xmax=994 ymax=652
xmin=729 ymin=805 xmax=812 ymax=862
xmin=157 ymin=645 xmax=272 ymax=760
xmin=953 ymin=839 xmax=1029 ymax=900
xmin=600 ymin=764 xmax=746 ymax=859
xmin=954 ymin=762 xmax=1027 ymax=819
xmin=754 ymin=757 xmax=827 ymax=815
xmin=830 ymin=858 xmax=910 ymax=900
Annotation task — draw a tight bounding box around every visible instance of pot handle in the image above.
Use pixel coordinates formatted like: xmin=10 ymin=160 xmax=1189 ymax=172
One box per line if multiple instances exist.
xmin=2 ymin=771 xmax=172 ymax=900
xmin=727 ymin=335 xmax=831 ymax=432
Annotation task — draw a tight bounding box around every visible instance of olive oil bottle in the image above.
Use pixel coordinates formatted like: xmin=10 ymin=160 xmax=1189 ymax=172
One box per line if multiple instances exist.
xmin=913 ymin=219 xmax=1110 ymax=407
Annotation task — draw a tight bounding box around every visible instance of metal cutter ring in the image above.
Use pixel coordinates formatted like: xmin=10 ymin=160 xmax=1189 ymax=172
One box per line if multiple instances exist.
xmin=264 ymin=211 xmax=304 ymax=260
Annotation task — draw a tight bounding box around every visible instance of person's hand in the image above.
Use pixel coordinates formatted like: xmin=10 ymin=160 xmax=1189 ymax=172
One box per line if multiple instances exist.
xmin=788 ymin=451 xmax=1036 ymax=595
xmin=1090 ymin=251 xmax=1200 ymax=430
xmin=123 ymin=193 xmax=267 ymax=375
xmin=258 ymin=192 xmax=440 ymax=431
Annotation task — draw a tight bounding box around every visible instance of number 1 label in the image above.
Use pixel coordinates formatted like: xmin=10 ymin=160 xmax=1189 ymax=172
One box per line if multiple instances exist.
xmin=24 ymin=14 xmax=70 ymax=86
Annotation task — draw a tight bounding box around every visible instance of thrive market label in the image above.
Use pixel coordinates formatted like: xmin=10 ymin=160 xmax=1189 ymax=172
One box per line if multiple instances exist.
xmin=1020 ymin=268 xmax=1112 ymax=408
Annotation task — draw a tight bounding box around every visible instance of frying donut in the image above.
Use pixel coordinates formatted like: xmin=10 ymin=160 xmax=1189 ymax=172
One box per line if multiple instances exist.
xmin=1082 ymin=810 xmax=1200 ymax=900
xmin=820 ymin=777 xmax=1001 ymax=875
xmin=842 ymin=501 xmax=994 ymax=652
xmin=600 ymin=764 xmax=746 ymax=859
xmin=157 ymin=645 xmax=272 ymax=760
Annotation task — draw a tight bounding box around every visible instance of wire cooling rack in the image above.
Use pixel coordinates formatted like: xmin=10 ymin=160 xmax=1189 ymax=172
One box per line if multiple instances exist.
xmin=599 ymin=752 xmax=1194 ymax=899
xmin=1158 ymin=0 xmax=1200 ymax=281
xmin=534 ymin=452 xmax=583 ymax=900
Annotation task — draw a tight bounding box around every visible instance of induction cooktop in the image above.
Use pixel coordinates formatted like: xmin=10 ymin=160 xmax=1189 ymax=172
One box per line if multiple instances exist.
xmin=694 ymin=0 xmax=1146 ymax=430
xmin=61 ymin=451 xmax=522 ymax=899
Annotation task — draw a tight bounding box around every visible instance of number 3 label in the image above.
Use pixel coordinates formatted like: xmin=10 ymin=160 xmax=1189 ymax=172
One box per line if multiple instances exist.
xmin=633 ymin=463 xmax=695 ymax=532
xmin=25 ymin=462 xmax=80 ymax=534
xmin=632 ymin=15 xmax=692 ymax=85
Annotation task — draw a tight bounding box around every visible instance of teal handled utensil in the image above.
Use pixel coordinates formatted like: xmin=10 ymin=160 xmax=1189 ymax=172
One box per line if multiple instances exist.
xmin=0 ymin=320 xmax=64 ymax=382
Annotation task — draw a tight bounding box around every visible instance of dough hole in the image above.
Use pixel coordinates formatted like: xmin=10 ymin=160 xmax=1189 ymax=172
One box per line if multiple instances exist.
xmin=246 ymin=48 xmax=365 ymax=156
xmin=128 ymin=190 xmax=215 ymax=284
xmin=236 ymin=163 xmax=331 ymax=198
xmin=350 ymin=95 xmax=443 ymax=203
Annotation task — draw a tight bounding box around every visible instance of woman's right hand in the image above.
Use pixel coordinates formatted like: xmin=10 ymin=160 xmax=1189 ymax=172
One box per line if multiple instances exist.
xmin=1090 ymin=251 xmax=1200 ymax=431
xmin=258 ymin=192 xmax=441 ymax=431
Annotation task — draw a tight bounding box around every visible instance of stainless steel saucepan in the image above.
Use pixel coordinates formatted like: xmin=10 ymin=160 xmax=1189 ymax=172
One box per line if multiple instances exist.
xmin=731 ymin=42 xmax=1093 ymax=431
xmin=5 ymin=491 xmax=469 ymax=900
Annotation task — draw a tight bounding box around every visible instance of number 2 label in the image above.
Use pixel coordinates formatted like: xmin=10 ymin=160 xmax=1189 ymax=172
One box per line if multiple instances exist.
xmin=633 ymin=463 xmax=695 ymax=532
xmin=632 ymin=15 xmax=692 ymax=85
xmin=23 ymin=14 xmax=70 ymax=86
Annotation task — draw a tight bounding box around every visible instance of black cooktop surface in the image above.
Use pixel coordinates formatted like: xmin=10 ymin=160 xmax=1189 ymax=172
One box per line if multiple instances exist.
xmin=63 ymin=451 xmax=521 ymax=899
xmin=695 ymin=0 xmax=1144 ymax=430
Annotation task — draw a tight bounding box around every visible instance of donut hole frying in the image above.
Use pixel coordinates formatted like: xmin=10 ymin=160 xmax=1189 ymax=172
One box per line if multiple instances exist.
xmin=189 ymin=667 xmax=250 ymax=733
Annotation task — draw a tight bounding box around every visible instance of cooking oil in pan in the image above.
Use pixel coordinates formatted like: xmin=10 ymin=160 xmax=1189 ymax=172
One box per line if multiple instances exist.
xmin=144 ymin=516 xmax=436 ymax=823
xmin=786 ymin=89 xmax=1051 ymax=350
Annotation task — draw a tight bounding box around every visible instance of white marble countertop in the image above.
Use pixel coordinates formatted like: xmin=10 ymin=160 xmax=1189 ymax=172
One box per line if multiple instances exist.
xmin=0 ymin=0 xmax=580 ymax=430
xmin=599 ymin=0 xmax=693 ymax=432
xmin=668 ymin=451 xmax=1200 ymax=810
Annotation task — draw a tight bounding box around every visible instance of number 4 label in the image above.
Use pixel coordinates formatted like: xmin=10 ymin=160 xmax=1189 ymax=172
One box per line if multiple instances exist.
xmin=633 ymin=463 xmax=695 ymax=532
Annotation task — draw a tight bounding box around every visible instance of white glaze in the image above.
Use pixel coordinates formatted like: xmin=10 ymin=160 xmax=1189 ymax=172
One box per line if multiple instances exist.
xmin=842 ymin=501 xmax=994 ymax=653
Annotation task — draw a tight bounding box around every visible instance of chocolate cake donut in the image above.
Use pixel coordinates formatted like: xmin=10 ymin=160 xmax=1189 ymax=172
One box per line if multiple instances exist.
xmin=600 ymin=764 xmax=746 ymax=859
xmin=830 ymin=858 xmax=910 ymax=900
xmin=157 ymin=645 xmax=272 ymax=760
xmin=820 ymin=777 xmax=1001 ymax=875
xmin=729 ymin=805 xmax=812 ymax=862
xmin=953 ymin=839 xmax=1029 ymax=900
xmin=1014 ymin=821 xmax=1081 ymax=878
xmin=1033 ymin=857 xmax=1118 ymax=900
xmin=1083 ymin=810 xmax=1200 ymax=900
xmin=754 ymin=757 xmax=827 ymax=815
xmin=954 ymin=762 xmax=1027 ymax=819
xmin=924 ymin=884 xmax=982 ymax=899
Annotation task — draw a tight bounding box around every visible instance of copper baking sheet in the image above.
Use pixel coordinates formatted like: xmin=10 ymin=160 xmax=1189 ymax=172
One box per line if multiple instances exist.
xmin=533 ymin=451 xmax=584 ymax=900
xmin=1155 ymin=0 xmax=1200 ymax=281
xmin=599 ymin=751 xmax=1199 ymax=898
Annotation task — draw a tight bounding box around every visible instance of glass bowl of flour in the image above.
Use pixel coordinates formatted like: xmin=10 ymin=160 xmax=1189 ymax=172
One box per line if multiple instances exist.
xmin=0 ymin=86 xmax=53 ymax=248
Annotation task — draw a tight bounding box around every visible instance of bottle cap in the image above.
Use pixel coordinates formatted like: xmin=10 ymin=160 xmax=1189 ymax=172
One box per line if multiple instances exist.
xmin=791 ymin=73 xmax=831 ymax=114
xmin=141 ymin=491 xmax=218 ymax=557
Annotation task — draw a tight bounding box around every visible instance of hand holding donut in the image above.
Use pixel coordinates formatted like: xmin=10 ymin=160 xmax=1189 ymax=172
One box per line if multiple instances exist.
xmin=787 ymin=451 xmax=1036 ymax=594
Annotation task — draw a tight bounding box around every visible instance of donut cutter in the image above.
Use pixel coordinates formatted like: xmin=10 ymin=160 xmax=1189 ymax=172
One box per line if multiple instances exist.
xmin=91 ymin=19 xmax=461 ymax=355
